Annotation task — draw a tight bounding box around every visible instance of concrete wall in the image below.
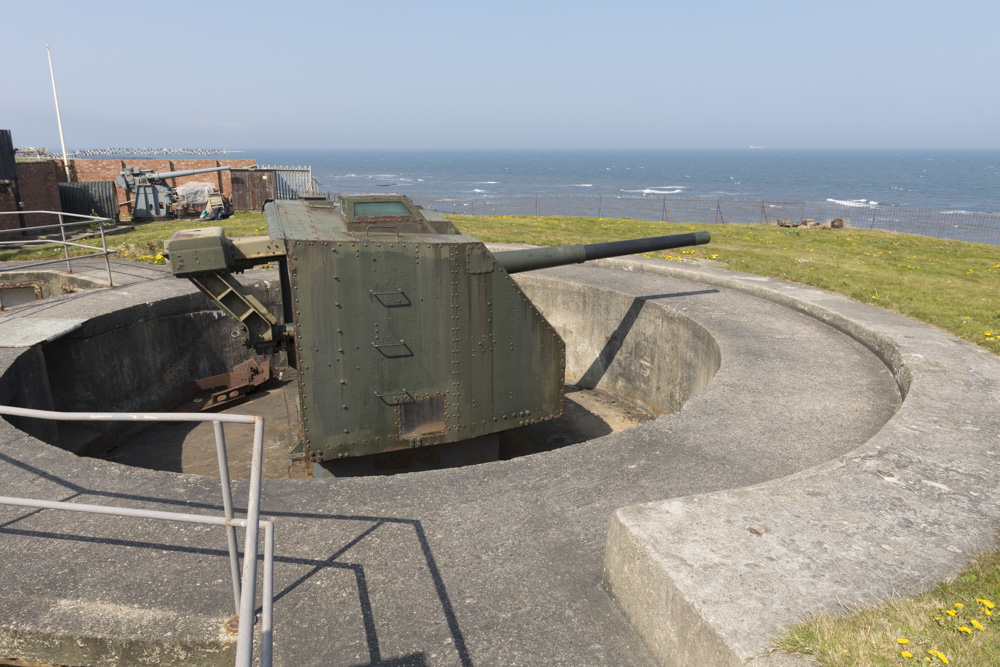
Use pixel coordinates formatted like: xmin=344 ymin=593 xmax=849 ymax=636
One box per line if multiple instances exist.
xmin=4 ymin=277 xmax=283 ymax=455
xmin=515 ymin=274 xmax=720 ymax=416
xmin=4 ymin=271 xmax=717 ymax=456
xmin=0 ymin=270 xmax=104 ymax=303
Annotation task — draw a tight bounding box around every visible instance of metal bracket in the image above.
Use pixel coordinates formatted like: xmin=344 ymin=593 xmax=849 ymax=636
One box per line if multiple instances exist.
xmin=371 ymin=339 xmax=413 ymax=358
xmin=374 ymin=389 xmax=412 ymax=405
xmin=188 ymin=272 xmax=283 ymax=355
xmin=370 ymin=289 xmax=411 ymax=307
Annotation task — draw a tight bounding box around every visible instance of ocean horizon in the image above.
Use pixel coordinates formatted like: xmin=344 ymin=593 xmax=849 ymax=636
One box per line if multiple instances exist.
xmin=243 ymin=148 xmax=1000 ymax=215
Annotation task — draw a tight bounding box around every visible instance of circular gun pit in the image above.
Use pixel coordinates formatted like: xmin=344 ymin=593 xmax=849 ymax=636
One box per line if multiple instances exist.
xmin=0 ymin=258 xmax=911 ymax=667
xmin=5 ymin=268 xmax=720 ymax=479
xmin=98 ymin=377 xmax=656 ymax=478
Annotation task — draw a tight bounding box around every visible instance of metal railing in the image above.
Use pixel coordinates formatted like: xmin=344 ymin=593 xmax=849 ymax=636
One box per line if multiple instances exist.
xmin=0 ymin=405 xmax=273 ymax=666
xmin=0 ymin=211 xmax=117 ymax=286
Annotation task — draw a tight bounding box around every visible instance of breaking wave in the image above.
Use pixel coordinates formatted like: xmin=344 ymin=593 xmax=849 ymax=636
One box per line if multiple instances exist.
xmin=827 ymin=198 xmax=879 ymax=208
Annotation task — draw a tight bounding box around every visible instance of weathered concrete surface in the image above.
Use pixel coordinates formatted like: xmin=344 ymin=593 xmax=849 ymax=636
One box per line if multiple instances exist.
xmin=599 ymin=257 xmax=1000 ymax=666
xmin=0 ymin=252 xmax=977 ymax=666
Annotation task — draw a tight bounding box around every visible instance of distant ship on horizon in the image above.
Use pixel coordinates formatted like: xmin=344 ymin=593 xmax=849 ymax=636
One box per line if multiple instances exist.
xmin=748 ymin=145 xmax=765 ymax=149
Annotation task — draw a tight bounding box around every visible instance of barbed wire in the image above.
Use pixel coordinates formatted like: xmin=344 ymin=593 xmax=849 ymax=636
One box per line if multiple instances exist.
xmin=14 ymin=147 xmax=243 ymax=158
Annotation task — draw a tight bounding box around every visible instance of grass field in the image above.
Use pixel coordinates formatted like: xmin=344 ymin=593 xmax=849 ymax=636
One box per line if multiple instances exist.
xmin=3 ymin=210 xmax=999 ymax=664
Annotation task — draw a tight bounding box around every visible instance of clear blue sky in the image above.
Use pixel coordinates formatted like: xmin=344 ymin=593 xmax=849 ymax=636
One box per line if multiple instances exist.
xmin=3 ymin=0 xmax=997 ymax=150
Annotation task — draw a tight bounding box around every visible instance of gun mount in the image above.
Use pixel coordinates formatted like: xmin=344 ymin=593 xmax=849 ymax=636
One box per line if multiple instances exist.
xmin=164 ymin=193 xmax=710 ymax=469
xmin=117 ymin=165 xmax=231 ymax=219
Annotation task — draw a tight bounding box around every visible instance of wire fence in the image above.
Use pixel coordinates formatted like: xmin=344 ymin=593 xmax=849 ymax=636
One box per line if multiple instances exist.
xmin=376 ymin=193 xmax=1000 ymax=246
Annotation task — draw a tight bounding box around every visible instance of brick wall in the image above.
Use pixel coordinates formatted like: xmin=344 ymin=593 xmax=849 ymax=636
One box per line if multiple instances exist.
xmin=68 ymin=158 xmax=257 ymax=217
xmin=16 ymin=161 xmax=63 ymax=229
xmin=8 ymin=157 xmax=259 ymax=225
xmin=0 ymin=180 xmax=18 ymax=232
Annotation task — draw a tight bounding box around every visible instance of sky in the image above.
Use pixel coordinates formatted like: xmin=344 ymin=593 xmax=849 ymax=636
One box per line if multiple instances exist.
xmin=2 ymin=0 xmax=998 ymax=151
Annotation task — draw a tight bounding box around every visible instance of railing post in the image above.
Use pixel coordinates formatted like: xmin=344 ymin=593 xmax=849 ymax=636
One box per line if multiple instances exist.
xmin=58 ymin=212 xmax=72 ymax=273
xmin=261 ymin=521 xmax=274 ymax=667
xmin=234 ymin=416 xmax=266 ymax=667
xmin=96 ymin=216 xmax=114 ymax=287
xmin=214 ymin=421 xmax=243 ymax=614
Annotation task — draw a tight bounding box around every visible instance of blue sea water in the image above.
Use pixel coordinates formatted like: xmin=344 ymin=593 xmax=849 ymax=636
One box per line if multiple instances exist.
xmin=246 ymin=149 xmax=1000 ymax=214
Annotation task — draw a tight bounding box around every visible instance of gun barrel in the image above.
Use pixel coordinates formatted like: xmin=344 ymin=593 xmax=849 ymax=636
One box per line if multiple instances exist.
xmin=493 ymin=231 xmax=710 ymax=274
xmin=148 ymin=166 xmax=231 ymax=180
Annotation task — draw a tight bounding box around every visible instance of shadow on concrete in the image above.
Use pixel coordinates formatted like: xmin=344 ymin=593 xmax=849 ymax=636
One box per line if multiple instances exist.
xmin=578 ymin=289 xmax=718 ymax=389
xmin=0 ymin=449 xmax=472 ymax=667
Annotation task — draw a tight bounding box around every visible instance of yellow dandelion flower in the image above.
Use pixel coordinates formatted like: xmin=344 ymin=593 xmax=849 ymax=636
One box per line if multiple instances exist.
xmin=976 ymin=599 xmax=995 ymax=609
xmin=985 ymin=608 xmax=993 ymax=616
xmin=898 ymin=638 xmax=910 ymax=644
xmin=954 ymin=602 xmax=964 ymax=608
xmin=927 ymin=649 xmax=949 ymax=663
xmin=946 ymin=609 xmax=958 ymax=616
xmin=958 ymin=626 xmax=972 ymax=634
xmin=971 ymin=619 xmax=984 ymax=631
xmin=901 ymin=651 xmax=913 ymax=658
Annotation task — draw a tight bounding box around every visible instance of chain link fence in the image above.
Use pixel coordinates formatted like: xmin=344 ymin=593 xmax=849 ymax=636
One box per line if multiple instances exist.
xmin=391 ymin=193 xmax=1000 ymax=246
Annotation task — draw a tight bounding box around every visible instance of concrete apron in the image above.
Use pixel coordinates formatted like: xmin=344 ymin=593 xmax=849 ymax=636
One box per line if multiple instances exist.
xmin=0 ymin=256 xmax=994 ymax=666
xmin=597 ymin=257 xmax=1000 ymax=666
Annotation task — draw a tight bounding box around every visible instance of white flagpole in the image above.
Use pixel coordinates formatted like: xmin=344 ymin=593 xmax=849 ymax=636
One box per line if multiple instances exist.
xmin=46 ymin=45 xmax=71 ymax=181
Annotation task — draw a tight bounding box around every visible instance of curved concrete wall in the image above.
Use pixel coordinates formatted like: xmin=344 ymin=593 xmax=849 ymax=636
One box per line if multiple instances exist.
xmin=0 ymin=257 xmax=926 ymax=666
xmin=1 ymin=279 xmax=284 ymax=455
xmin=515 ymin=274 xmax=720 ymax=416
xmin=4 ymin=271 xmax=717 ymax=456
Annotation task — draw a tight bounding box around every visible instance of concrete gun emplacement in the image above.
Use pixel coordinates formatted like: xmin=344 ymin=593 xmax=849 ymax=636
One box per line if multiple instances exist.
xmin=164 ymin=193 xmax=710 ymax=469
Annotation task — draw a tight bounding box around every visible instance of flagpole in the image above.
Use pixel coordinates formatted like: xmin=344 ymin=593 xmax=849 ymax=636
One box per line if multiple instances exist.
xmin=46 ymin=45 xmax=71 ymax=181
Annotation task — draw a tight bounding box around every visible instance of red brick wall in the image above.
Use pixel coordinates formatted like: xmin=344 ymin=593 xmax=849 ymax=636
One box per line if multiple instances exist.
xmin=0 ymin=180 xmax=18 ymax=232
xmin=68 ymin=158 xmax=257 ymax=217
xmin=16 ymin=161 xmax=63 ymax=229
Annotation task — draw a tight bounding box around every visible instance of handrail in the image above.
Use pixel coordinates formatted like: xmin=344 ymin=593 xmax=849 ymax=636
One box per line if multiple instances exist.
xmin=0 ymin=211 xmax=117 ymax=287
xmin=0 ymin=404 xmax=272 ymax=666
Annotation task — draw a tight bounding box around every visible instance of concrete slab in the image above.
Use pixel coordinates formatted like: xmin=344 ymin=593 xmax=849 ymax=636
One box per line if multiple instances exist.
xmin=0 ymin=254 xmax=990 ymax=666
xmin=0 ymin=316 xmax=86 ymax=347
xmin=598 ymin=257 xmax=1000 ymax=666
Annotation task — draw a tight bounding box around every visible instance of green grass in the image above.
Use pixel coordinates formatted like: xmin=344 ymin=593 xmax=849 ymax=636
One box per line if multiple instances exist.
xmin=775 ymin=551 xmax=1000 ymax=665
xmin=4 ymin=210 xmax=1000 ymax=664
xmin=0 ymin=212 xmax=269 ymax=266
xmin=447 ymin=213 xmax=1000 ymax=356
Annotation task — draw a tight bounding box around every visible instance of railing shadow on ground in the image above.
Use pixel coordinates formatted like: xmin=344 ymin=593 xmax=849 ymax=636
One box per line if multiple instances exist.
xmin=0 ymin=445 xmax=473 ymax=667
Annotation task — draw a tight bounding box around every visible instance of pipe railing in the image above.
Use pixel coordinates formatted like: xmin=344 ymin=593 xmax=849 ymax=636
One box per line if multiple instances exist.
xmin=0 ymin=211 xmax=117 ymax=286
xmin=0 ymin=405 xmax=272 ymax=666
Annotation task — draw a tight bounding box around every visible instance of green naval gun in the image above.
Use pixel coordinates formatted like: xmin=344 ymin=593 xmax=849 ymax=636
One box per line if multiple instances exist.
xmin=164 ymin=194 xmax=709 ymax=471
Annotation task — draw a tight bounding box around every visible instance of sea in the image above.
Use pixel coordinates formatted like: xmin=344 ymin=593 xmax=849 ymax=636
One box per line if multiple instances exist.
xmin=246 ymin=149 xmax=1000 ymax=215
